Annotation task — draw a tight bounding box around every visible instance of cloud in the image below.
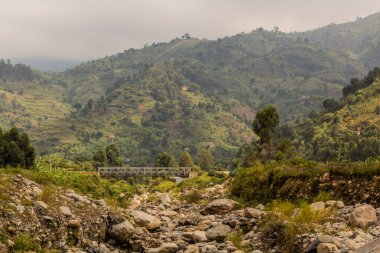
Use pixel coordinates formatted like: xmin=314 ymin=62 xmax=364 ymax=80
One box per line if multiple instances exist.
xmin=0 ymin=0 xmax=379 ymax=62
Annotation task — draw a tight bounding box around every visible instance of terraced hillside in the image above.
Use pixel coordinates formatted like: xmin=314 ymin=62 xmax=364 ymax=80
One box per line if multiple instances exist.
xmin=2 ymin=12 xmax=380 ymax=165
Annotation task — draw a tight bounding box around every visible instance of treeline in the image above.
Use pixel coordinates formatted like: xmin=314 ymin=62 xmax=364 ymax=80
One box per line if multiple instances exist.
xmin=0 ymin=127 xmax=35 ymax=168
xmin=343 ymin=67 xmax=380 ymax=97
xmin=0 ymin=60 xmax=33 ymax=81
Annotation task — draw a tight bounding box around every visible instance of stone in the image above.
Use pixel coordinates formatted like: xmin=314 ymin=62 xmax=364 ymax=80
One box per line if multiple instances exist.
xmin=68 ymin=219 xmax=81 ymax=228
xmin=109 ymin=220 xmax=135 ymax=243
xmin=206 ymin=223 xmax=232 ymax=242
xmin=160 ymin=243 xmax=179 ymax=253
xmin=59 ymin=206 xmax=73 ymax=217
xmin=244 ymin=208 xmax=265 ymax=219
xmin=146 ymin=243 xmax=179 ymax=253
xmin=317 ymin=243 xmax=338 ymax=253
xmin=255 ymin=204 xmax=265 ymax=211
xmin=345 ymin=239 xmax=358 ymax=250
xmin=31 ymin=187 xmax=42 ymax=197
xmin=193 ymin=230 xmax=207 ymax=242
xmin=321 ymin=172 xmax=330 ymax=182
xmin=202 ymin=199 xmax=238 ymax=214
xmin=310 ymin=202 xmax=326 ymax=212
xmin=201 ymin=245 xmax=218 ymax=253
xmin=348 ymin=204 xmax=377 ymax=227
xmin=98 ymin=243 xmax=111 ymax=253
xmin=16 ymin=205 xmax=25 ymax=214
xmin=317 ymin=235 xmax=334 ymax=243
xmin=336 ymin=201 xmax=344 ymax=208
xmin=34 ymin=201 xmax=48 ymax=212
xmin=184 ymin=245 xmax=199 ymax=253
xmin=251 ymin=251 xmax=263 ymax=253
xmin=131 ymin=210 xmax=162 ymax=230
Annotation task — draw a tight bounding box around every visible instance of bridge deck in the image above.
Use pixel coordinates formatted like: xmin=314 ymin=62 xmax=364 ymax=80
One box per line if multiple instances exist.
xmin=98 ymin=167 xmax=193 ymax=179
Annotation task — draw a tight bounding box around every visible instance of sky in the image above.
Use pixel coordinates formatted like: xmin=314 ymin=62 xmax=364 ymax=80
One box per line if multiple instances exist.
xmin=1 ymin=0 xmax=380 ymax=70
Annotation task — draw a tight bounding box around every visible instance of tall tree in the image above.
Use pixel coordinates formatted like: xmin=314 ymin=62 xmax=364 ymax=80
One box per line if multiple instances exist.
xmin=199 ymin=150 xmax=214 ymax=171
xmin=179 ymin=151 xmax=194 ymax=167
xmin=154 ymin=152 xmax=177 ymax=167
xmin=93 ymin=147 xmax=107 ymax=168
xmin=106 ymin=144 xmax=122 ymax=166
xmin=252 ymin=105 xmax=280 ymax=145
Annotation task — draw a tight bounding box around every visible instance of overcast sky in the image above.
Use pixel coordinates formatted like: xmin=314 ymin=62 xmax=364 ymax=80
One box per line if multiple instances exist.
xmin=1 ymin=0 xmax=380 ymax=65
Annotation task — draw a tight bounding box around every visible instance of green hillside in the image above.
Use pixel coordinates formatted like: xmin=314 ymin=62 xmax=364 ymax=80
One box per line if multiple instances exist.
xmin=289 ymin=68 xmax=380 ymax=161
xmin=1 ymin=12 xmax=380 ymax=165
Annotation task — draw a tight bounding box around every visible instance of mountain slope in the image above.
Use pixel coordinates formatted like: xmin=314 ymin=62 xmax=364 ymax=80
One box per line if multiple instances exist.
xmin=2 ymin=12 xmax=380 ymax=165
xmin=304 ymin=11 xmax=380 ymax=69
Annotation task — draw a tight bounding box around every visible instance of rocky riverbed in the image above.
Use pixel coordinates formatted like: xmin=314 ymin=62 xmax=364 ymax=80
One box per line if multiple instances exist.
xmin=0 ymin=174 xmax=379 ymax=253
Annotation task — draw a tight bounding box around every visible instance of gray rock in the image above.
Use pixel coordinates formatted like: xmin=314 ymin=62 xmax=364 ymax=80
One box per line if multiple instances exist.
xmin=99 ymin=243 xmax=111 ymax=253
xmin=109 ymin=220 xmax=135 ymax=243
xmin=202 ymin=199 xmax=238 ymax=214
xmin=34 ymin=201 xmax=48 ymax=212
xmin=206 ymin=223 xmax=231 ymax=242
xmin=146 ymin=243 xmax=179 ymax=253
xmin=131 ymin=210 xmax=162 ymax=230
xmin=59 ymin=206 xmax=73 ymax=217
xmin=348 ymin=204 xmax=377 ymax=227
xmin=244 ymin=208 xmax=265 ymax=219
xmin=184 ymin=245 xmax=199 ymax=253
xmin=316 ymin=243 xmax=338 ymax=253
xmin=193 ymin=230 xmax=207 ymax=242
xmin=201 ymin=245 xmax=218 ymax=253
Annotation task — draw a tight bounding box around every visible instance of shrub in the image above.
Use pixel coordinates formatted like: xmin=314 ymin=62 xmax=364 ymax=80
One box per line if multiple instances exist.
xmin=12 ymin=233 xmax=40 ymax=252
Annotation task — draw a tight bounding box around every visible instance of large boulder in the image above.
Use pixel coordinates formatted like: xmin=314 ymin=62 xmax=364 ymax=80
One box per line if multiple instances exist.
xmin=131 ymin=210 xmax=162 ymax=230
xmin=108 ymin=220 xmax=135 ymax=243
xmin=348 ymin=204 xmax=377 ymax=227
xmin=202 ymin=199 xmax=238 ymax=214
xmin=206 ymin=223 xmax=231 ymax=242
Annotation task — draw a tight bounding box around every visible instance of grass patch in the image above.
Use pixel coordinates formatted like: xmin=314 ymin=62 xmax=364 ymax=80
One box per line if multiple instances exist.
xmin=228 ymin=231 xmax=249 ymax=252
xmin=12 ymin=233 xmax=40 ymax=252
xmin=261 ymin=200 xmax=337 ymax=253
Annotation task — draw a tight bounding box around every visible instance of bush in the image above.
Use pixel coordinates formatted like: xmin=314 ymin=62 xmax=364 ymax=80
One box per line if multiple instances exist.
xmin=12 ymin=233 xmax=40 ymax=252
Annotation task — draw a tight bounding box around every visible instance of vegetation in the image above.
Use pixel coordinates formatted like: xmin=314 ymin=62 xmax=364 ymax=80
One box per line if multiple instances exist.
xmin=4 ymin=13 xmax=380 ymax=165
xmin=0 ymin=127 xmax=35 ymax=168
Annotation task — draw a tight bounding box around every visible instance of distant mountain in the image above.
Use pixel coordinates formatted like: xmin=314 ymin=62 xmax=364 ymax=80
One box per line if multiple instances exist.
xmin=1 ymin=12 xmax=380 ymax=165
xmin=13 ymin=57 xmax=81 ymax=72
xmin=304 ymin=11 xmax=380 ymax=69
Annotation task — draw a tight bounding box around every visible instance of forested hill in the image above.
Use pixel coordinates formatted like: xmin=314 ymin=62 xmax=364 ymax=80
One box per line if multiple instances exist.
xmin=289 ymin=68 xmax=380 ymax=161
xmin=1 ymin=12 xmax=380 ymax=165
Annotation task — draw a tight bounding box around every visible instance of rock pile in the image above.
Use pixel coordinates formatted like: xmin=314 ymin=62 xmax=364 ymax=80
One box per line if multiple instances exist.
xmin=0 ymin=174 xmax=379 ymax=253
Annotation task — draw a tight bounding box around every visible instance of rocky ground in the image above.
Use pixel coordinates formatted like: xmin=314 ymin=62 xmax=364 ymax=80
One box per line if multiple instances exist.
xmin=0 ymin=174 xmax=379 ymax=253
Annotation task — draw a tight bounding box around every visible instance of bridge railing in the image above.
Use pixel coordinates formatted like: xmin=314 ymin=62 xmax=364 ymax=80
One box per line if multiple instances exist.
xmin=98 ymin=167 xmax=193 ymax=179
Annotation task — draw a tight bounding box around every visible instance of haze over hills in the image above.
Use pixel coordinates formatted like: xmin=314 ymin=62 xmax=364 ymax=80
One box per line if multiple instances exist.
xmin=1 ymin=12 xmax=380 ymax=165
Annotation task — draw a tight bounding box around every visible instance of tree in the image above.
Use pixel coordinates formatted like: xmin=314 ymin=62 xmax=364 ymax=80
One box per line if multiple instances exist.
xmin=179 ymin=151 xmax=194 ymax=167
xmin=0 ymin=127 xmax=35 ymax=168
xmin=93 ymin=147 xmax=107 ymax=168
xmin=106 ymin=144 xmax=122 ymax=166
xmin=252 ymin=105 xmax=280 ymax=145
xmin=199 ymin=150 xmax=214 ymax=171
xmin=154 ymin=152 xmax=177 ymax=167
